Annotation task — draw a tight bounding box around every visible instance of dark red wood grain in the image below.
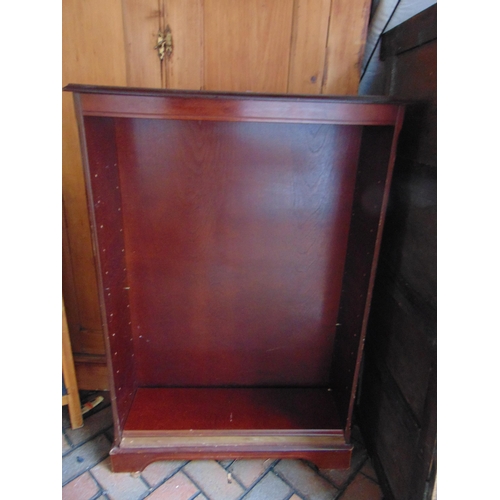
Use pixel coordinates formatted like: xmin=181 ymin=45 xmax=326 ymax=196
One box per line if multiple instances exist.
xmin=77 ymin=109 xmax=137 ymax=441
xmin=124 ymin=388 xmax=343 ymax=432
xmin=79 ymin=93 xmax=400 ymax=125
xmin=115 ymin=118 xmax=362 ymax=387
xmin=110 ymin=448 xmax=352 ymax=473
xmin=67 ymin=85 xmax=405 ymax=471
xmin=64 ymin=85 xmax=405 ymax=125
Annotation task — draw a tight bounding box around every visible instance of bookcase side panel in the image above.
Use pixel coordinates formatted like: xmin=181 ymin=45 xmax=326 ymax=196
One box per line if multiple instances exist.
xmin=79 ymin=111 xmax=138 ymax=440
xmin=330 ymin=124 xmax=399 ymax=437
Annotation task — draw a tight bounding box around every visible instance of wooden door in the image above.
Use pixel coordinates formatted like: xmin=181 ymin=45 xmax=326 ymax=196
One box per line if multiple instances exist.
xmin=358 ymin=5 xmax=436 ymax=500
xmin=63 ymin=0 xmax=371 ymax=389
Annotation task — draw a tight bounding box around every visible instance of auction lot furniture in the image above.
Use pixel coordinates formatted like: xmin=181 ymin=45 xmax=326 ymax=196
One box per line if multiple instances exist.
xmin=65 ymin=84 xmax=404 ymax=472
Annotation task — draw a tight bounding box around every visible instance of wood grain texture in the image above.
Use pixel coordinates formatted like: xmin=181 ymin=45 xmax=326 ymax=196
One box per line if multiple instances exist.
xmin=112 ymin=388 xmax=351 ymax=471
xmin=74 ymin=357 xmax=109 ymax=391
xmin=62 ymin=199 xmax=81 ymax=352
xmin=68 ymin=87 xmax=403 ymax=125
xmin=122 ymin=0 xmax=163 ymax=88
xmin=115 ymin=118 xmax=361 ymax=387
xmin=68 ymin=86 xmax=405 ymax=471
xmin=360 ymin=353 xmax=421 ymax=500
xmin=369 ymin=273 xmax=435 ymax=424
xmin=79 ymin=112 xmax=137 ymax=440
xmin=380 ymin=4 xmax=437 ymax=59
xmin=322 ymin=0 xmax=371 ymax=95
xmin=387 ymin=40 xmax=437 ymax=167
xmin=62 ymin=92 xmax=103 ymax=342
xmin=110 ymin=447 xmax=351 ymax=472
xmin=62 ymin=0 xmax=127 ymax=357
xmin=164 ymin=0 xmax=203 ymax=89
xmin=63 ymin=0 xmax=373 ymax=379
xmin=287 ymin=0 xmax=331 ymax=94
xmin=203 ymin=0 xmax=294 ymax=92
xmin=124 ymin=388 xmax=343 ymax=431
xmin=62 ymin=298 xmax=83 ymax=429
xmin=62 ymin=0 xmax=127 ymax=85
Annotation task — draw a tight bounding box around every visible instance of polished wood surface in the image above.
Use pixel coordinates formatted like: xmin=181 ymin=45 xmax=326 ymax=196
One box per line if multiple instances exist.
xmin=116 ymin=118 xmax=360 ymax=387
xmin=79 ymin=109 xmax=136 ymax=438
xmin=110 ymin=448 xmax=352 ymax=473
xmin=124 ymin=388 xmax=343 ymax=432
xmin=110 ymin=387 xmax=351 ymax=471
xmin=68 ymin=85 xmax=405 ymax=470
xmin=64 ymin=85 xmax=404 ymax=125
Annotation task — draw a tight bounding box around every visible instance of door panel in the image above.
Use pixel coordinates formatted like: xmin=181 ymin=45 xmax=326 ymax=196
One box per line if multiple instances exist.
xmin=287 ymin=0 xmax=331 ymax=94
xmin=122 ymin=0 xmax=164 ymax=88
xmin=203 ymin=0 xmax=294 ymax=93
xmin=165 ymin=0 xmax=204 ymax=89
xmin=322 ymin=0 xmax=371 ymax=94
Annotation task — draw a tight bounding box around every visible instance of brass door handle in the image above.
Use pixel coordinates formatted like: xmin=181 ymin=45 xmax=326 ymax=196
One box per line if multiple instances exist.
xmin=154 ymin=25 xmax=173 ymax=61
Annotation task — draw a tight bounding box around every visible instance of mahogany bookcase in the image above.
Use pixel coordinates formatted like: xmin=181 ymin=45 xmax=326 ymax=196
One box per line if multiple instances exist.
xmin=65 ymin=85 xmax=405 ymax=472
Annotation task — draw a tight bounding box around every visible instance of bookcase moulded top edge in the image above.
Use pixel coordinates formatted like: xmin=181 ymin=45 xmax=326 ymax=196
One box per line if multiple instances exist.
xmin=65 ymin=84 xmax=406 ymax=125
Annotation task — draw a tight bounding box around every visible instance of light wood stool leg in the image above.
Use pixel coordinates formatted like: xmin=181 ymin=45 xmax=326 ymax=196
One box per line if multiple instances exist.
xmin=62 ymin=298 xmax=83 ymax=429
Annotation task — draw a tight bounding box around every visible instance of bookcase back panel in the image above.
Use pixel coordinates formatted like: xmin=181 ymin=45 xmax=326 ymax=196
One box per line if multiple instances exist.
xmin=113 ymin=118 xmax=363 ymax=386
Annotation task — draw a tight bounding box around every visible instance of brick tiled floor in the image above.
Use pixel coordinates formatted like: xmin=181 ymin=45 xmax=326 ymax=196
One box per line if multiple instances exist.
xmin=63 ymin=392 xmax=385 ymax=500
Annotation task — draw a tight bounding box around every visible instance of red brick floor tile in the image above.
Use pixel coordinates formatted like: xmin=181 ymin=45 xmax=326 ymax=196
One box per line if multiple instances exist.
xmin=146 ymin=471 xmax=199 ymax=499
xmin=141 ymin=460 xmax=187 ymax=488
xmin=274 ymin=460 xmax=339 ymax=500
xmin=184 ymin=460 xmax=245 ymax=500
xmin=339 ymin=474 xmax=383 ymax=500
xmin=90 ymin=457 xmax=149 ymax=500
xmin=228 ymin=459 xmax=274 ymax=488
xmin=62 ymin=435 xmax=111 ymax=485
xmin=243 ymin=471 xmax=292 ymax=500
xmin=62 ymin=472 xmax=100 ymax=500
xmin=65 ymin=406 xmax=114 ymax=447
